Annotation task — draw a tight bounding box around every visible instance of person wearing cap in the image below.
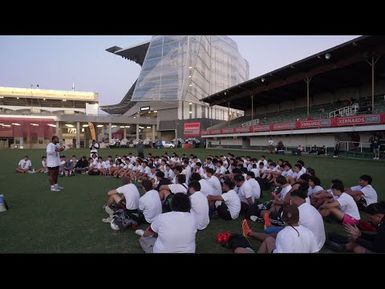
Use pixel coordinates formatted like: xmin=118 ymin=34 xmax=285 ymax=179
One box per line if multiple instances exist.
xmin=344 ymin=201 xmax=385 ymax=253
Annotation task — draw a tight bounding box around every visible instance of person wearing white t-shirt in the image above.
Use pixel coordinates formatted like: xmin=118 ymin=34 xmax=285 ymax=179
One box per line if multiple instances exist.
xmin=234 ymin=174 xmax=255 ymax=214
xmin=205 ymin=168 xmax=222 ymax=196
xmin=290 ymin=189 xmax=326 ymax=252
xmin=207 ymin=178 xmax=241 ymax=220
xmin=138 ymin=193 xmax=198 ymax=253
xmin=190 ymin=173 xmax=214 ymax=197
xmin=346 ymin=175 xmax=378 ymax=209
xmin=319 ymin=181 xmax=360 ymax=225
xmin=138 ymin=180 xmax=162 ymax=224
xmin=46 ymin=136 xmax=65 ymax=192
xmin=160 ymin=174 xmax=188 ymax=195
xmin=246 ymin=171 xmax=261 ymax=200
xmin=188 ymin=181 xmax=209 ymax=230
xmin=16 ymin=155 xmax=33 ymax=173
xmin=102 ymin=176 xmax=140 ymax=223
xmin=307 ymin=176 xmax=324 ymax=197
xmin=257 ymin=205 xmax=319 ymax=253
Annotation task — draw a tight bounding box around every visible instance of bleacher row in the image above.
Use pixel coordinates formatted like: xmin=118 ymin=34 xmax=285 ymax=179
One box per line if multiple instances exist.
xmin=208 ymin=95 xmax=385 ymax=131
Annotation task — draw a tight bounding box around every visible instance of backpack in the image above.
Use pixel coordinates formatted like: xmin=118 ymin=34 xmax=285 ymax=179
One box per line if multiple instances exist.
xmin=110 ymin=209 xmax=138 ymax=230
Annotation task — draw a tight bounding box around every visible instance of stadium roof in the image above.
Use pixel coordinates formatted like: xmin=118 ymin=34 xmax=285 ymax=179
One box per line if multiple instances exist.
xmin=202 ymin=36 xmax=385 ymax=110
xmin=102 ymin=41 xmax=151 ymax=114
xmin=106 ymin=41 xmax=150 ymax=65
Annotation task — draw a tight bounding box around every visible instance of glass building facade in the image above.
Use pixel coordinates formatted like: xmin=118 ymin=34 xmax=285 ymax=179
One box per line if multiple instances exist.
xmin=132 ymin=36 xmax=249 ymax=104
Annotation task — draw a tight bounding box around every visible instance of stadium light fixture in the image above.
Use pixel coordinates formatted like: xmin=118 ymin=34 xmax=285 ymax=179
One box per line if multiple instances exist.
xmin=325 ymin=53 xmax=331 ymax=60
xmin=261 ymin=78 xmax=265 ymax=83
xmin=30 ymin=123 xmax=39 ymax=126
xmin=65 ymin=124 xmax=74 ymax=128
xmin=82 ymin=124 xmax=89 ymax=127
xmin=96 ymin=124 xmax=103 ymax=128
xmin=154 ymin=110 xmax=158 ymax=113
xmin=146 ymin=126 xmax=151 ymax=129
xmin=12 ymin=123 xmax=21 ymax=126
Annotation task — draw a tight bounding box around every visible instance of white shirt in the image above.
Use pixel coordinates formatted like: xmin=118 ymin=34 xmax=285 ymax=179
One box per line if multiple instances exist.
xmin=298 ymin=202 xmax=326 ymax=252
xmin=337 ymin=192 xmax=360 ymax=220
xmin=274 ymin=225 xmax=319 ymax=253
xmin=139 ymin=189 xmax=162 ymax=223
xmin=350 ymin=185 xmax=378 ymax=206
xmin=279 ymin=184 xmax=292 ymax=201
xmin=221 ymin=189 xmax=241 ymax=219
xmin=238 ymin=181 xmax=254 ymax=204
xmin=308 ymin=185 xmax=324 ymax=197
xmin=190 ymin=191 xmax=210 ymax=230
xmin=168 ymin=183 xmax=188 ymax=194
xmin=18 ymin=159 xmax=31 ymax=170
xmin=207 ymin=175 xmax=222 ymax=196
xmin=246 ymin=178 xmax=261 ymax=200
xmin=199 ymin=179 xmax=214 ymax=197
xmin=151 ymin=211 xmax=197 ymax=253
xmin=46 ymin=143 xmax=60 ymax=167
xmin=116 ymin=184 xmax=140 ymax=210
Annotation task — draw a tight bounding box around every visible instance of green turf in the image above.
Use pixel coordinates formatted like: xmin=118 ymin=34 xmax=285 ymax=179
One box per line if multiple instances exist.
xmin=0 ymin=148 xmax=384 ymax=253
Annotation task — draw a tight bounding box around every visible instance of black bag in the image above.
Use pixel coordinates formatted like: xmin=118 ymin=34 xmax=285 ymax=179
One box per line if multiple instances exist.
xmin=111 ymin=209 xmax=138 ymax=230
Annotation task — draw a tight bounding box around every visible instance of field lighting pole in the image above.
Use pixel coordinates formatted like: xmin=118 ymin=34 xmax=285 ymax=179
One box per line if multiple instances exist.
xmin=305 ymin=77 xmax=312 ymax=118
xmin=366 ymin=54 xmax=380 ymax=113
xmin=251 ymin=95 xmax=254 ymax=121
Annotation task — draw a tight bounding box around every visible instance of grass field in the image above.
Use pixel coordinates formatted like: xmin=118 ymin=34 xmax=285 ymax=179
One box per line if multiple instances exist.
xmin=0 ymin=148 xmax=384 ymax=253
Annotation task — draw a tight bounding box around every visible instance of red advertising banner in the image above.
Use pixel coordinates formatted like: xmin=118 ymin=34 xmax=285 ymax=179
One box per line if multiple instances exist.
xmin=221 ymin=128 xmax=235 ymax=134
xmin=184 ymin=122 xmax=201 ymax=137
xmin=201 ymin=130 xmax=209 ymax=135
xmin=251 ymin=124 xmax=270 ymax=132
xmin=234 ymin=127 xmax=251 ymax=133
xmin=296 ymin=119 xmax=331 ymax=129
xmin=209 ymin=129 xmax=222 ymax=135
xmin=271 ymin=122 xmax=296 ymax=131
xmin=334 ymin=114 xmax=380 ymax=127
xmin=203 ymin=113 xmax=385 ymax=136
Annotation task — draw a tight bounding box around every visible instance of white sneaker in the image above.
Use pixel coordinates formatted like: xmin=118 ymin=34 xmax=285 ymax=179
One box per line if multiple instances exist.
xmin=135 ymin=229 xmax=145 ymax=237
xmin=50 ymin=187 xmax=60 ymax=192
xmin=55 ymin=184 xmax=64 ymax=190
xmin=250 ymin=215 xmax=258 ymax=222
xmin=102 ymin=216 xmax=113 ymax=223
xmin=104 ymin=206 xmax=114 ymax=215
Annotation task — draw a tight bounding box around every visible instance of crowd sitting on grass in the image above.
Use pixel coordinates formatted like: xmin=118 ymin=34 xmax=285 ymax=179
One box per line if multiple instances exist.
xmin=17 ymin=150 xmax=384 ymax=253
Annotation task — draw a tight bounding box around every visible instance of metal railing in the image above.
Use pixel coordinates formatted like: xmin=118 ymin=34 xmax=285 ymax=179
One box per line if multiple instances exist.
xmin=329 ymin=104 xmax=359 ymax=118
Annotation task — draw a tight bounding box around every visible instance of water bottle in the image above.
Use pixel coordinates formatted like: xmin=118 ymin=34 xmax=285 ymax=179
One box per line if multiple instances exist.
xmin=0 ymin=194 xmax=7 ymax=212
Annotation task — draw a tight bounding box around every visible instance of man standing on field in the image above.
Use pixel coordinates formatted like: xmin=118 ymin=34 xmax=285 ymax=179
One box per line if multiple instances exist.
xmin=46 ymin=135 xmax=65 ymax=192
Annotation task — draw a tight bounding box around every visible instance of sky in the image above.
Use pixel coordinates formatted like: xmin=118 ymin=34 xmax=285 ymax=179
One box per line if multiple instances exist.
xmin=0 ymin=35 xmax=358 ymax=106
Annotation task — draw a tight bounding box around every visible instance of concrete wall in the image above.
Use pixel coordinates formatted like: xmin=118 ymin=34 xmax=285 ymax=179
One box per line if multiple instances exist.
xmin=249 ymin=134 xmax=336 ymax=148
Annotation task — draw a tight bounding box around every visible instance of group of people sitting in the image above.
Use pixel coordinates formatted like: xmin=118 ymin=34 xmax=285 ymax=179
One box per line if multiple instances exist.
xmin=96 ymin=151 xmax=383 ymax=254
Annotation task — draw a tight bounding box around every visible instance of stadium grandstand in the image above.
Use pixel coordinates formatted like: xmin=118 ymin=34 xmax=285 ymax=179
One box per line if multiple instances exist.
xmin=0 ymin=86 xmax=156 ymax=149
xmin=201 ymin=35 xmax=385 ymax=157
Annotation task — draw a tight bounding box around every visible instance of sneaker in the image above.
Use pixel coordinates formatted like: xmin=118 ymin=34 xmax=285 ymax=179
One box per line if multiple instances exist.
xmin=50 ymin=187 xmax=60 ymax=192
xmin=55 ymin=184 xmax=64 ymax=190
xmin=135 ymin=229 xmax=145 ymax=237
xmin=102 ymin=216 xmax=113 ymax=223
xmin=104 ymin=206 xmax=114 ymax=216
xmin=250 ymin=215 xmax=258 ymax=222
xmin=242 ymin=219 xmax=252 ymax=238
